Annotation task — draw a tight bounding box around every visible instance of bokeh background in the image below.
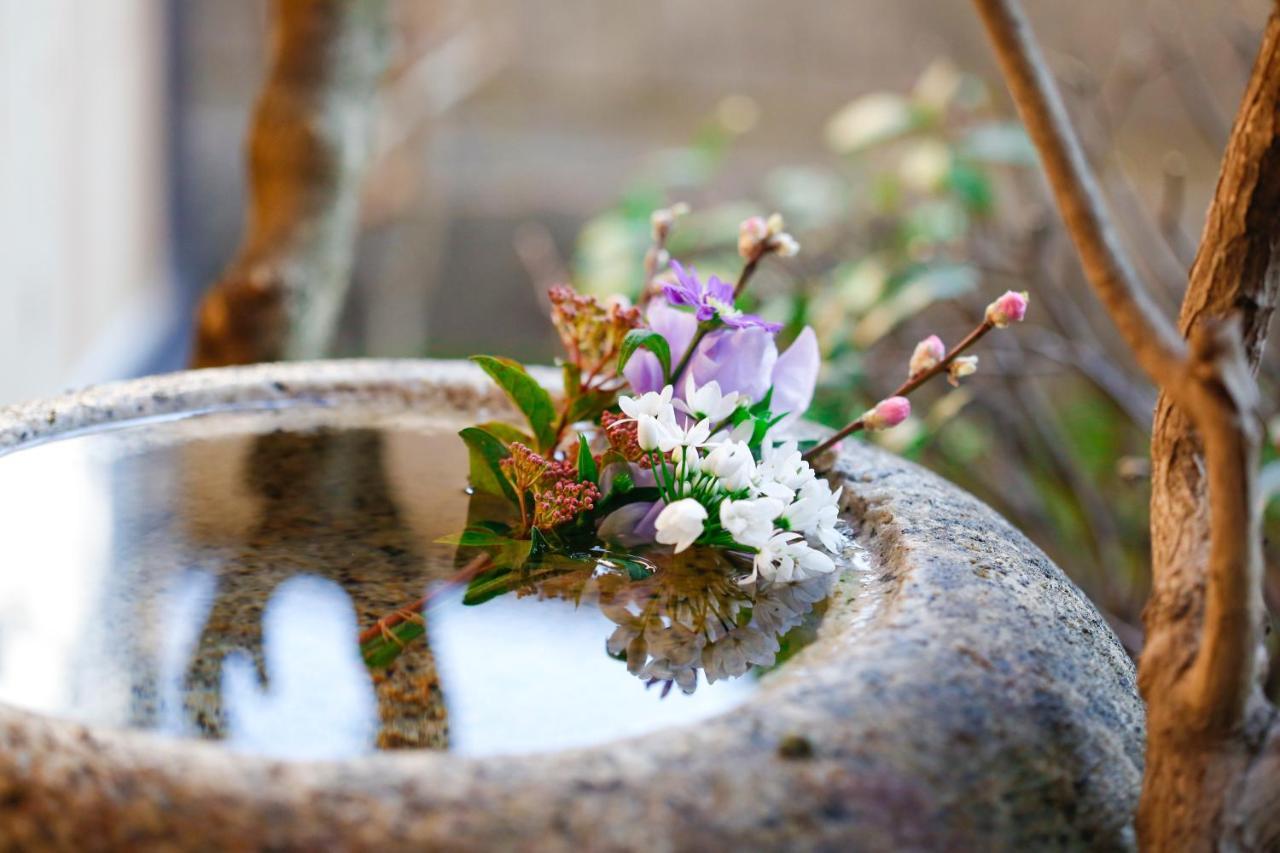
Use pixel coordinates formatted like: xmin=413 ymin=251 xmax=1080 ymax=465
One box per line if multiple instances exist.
xmin=1 ymin=0 xmax=1276 ymax=673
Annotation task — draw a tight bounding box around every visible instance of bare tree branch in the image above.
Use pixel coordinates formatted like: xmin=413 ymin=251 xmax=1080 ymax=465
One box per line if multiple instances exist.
xmin=191 ymin=0 xmax=391 ymax=367
xmin=970 ymin=0 xmax=1188 ymax=391
xmin=1179 ymin=322 xmax=1264 ymax=729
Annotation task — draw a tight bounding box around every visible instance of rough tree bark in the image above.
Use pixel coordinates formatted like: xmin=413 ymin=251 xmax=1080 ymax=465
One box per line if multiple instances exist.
xmin=191 ymin=0 xmax=390 ymax=368
xmin=970 ymin=1 xmax=1278 ymax=849
xmin=1145 ymin=11 xmax=1280 ymax=849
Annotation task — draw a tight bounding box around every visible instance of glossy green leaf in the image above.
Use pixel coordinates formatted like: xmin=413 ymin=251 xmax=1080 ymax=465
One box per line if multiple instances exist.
xmin=617 ymin=329 xmax=672 ymax=383
xmin=577 ymin=434 xmax=598 ymax=484
xmin=476 ymin=421 xmax=532 ymax=446
xmin=471 ymin=356 xmax=558 ymax=450
xmin=459 ymin=427 xmax=516 ymax=503
xmin=462 ymin=566 xmax=517 ymax=606
xmin=439 ymin=527 xmax=535 ymax=572
xmin=437 ymin=526 xmax=514 ymax=548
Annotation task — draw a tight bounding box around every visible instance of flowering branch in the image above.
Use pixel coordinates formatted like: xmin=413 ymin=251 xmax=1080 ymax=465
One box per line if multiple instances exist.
xmin=667 ymin=215 xmax=799 ymax=387
xmin=803 ymin=291 xmax=1028 ymax=461
xmin=639 ymin=203 xmax=689 ymax=308
xmin=358 ymin=553 xmax=492 ymax=657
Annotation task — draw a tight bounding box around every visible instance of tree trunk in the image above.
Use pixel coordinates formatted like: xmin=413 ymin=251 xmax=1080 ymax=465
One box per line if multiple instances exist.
xmin=191 ymin=0 xmax=390 ymax=368
xmin=1141 ymin=11 xmax=1280 ymax=850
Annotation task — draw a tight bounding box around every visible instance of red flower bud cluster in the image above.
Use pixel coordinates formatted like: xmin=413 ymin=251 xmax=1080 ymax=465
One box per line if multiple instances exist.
xmin=548 ymin=286 xmax=642 ymax=385
xmin=501 ymin=442 xmax=598 ymax=531
xmin=533 ymin=477 xmax=601 ymax=529
xmin=600 ymin=411 xmax=651 ymax=466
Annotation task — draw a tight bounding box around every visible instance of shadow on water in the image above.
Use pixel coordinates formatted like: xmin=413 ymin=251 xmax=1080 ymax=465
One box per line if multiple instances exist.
xmin=178 ymin=428 xmax=451 ymax=750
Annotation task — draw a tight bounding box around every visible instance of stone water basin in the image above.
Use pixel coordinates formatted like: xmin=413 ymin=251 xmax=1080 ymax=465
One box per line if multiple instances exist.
xmin=0 ymin=360 xmax=1143 ymax=850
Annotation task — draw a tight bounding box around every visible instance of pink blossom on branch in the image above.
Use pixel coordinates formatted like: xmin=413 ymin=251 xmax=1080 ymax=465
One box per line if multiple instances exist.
xmin=908 ymin=334 xmax=946 ymax=378
xmin=737 ymin=213 xmax=800 ymax=261
xmin=862 ymin=396 xmax=912 ymax=431
xmin=985 ymin=290 xmax=1029 ymax=328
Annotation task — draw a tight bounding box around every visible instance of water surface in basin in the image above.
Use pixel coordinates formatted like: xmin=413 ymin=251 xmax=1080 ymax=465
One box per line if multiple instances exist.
xmin=0 ymin=405 xmax=854 ymax=759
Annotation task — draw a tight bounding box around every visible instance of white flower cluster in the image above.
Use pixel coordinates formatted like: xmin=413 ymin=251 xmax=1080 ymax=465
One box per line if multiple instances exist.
xmin=617 ymin=378 xmax=846 ymax=585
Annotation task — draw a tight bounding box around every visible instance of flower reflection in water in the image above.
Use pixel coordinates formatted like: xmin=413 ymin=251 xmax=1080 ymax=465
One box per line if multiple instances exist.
xmin=483 ymin=547 xmax=840 ymax=696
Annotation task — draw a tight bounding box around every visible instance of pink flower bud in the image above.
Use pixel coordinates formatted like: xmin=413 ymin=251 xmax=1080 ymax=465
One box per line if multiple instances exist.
xmin=985 ymin=290 xmax=1029 ymax=328
xmin=862 ymin=396 xmax=911 ymax=431
xmin=650 ymin=202 xmax=689 ymax=241
xmin=738 ymin=216 xmax=770 ymax=258
xmin=908 ymin=334 xmax=946 ymax=378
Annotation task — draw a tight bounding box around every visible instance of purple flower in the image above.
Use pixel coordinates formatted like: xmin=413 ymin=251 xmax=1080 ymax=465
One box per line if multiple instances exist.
xmin=768 ymin=327 xmax=819 ymax=427
xmin=662 ymin=261 xmax=781 ymax=332
xmin=597 ymin=500 xmax=664 ymax=547
xmin=623 ymin=302 xmax=820 ymax=424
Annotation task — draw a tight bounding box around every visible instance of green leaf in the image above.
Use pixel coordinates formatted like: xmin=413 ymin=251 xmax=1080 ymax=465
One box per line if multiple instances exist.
xmin=618 ymin=329 xmax=672 ymax=383
xmin=616 ymin=556 xmax=654 ymax=581
xmin=462 ymin=566 xmax=516 ymax=606
xmin=530 ymin=527 xmax=552 ymax=557
xmin=472 ymin=356 xmax=558 ymax=450
xmin=564 ymin=388 xmax=617 ymax=425
xmin=749 ymin=387 xmax=775 ymax=416
xmin=476 ymin=421 xmax=532 ymax=446
xmin=946 ymin=161 xmax=993 ymax=214
xmin=459 ymin=427 xmax=517 ymax=502
xmin=439 ymin=527 xmax=534 ymax=571
xmin=577 ymin=434 xmax=598 ymax=484
xmin=437 ymin=526 xmax=514 ymax=548
xmin=362 ymin=620 xmax=426 ymax=669
xmin=563 ymin=362 xmax=583 ymax=398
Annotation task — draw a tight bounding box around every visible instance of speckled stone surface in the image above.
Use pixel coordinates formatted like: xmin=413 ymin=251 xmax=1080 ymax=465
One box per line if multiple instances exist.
xmin=0 ymin=360 xmax=1143 ymax=851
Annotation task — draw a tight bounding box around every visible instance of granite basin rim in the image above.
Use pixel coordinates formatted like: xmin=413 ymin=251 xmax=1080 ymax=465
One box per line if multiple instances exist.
xmin=0 ymin=358 xmax=1145 ymax=850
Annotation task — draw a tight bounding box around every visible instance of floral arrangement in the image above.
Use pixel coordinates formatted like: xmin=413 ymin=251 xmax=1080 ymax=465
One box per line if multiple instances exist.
xmin=441 ymin=206 xmax=1029 ymax=590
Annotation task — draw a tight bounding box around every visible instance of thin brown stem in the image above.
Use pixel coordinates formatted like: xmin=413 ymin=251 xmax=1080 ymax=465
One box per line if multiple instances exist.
xmin=357 ymin=554 xmax=493 ymax=645
xmin=970 ymin=0 xmax=1187 ymax=390
xmin=804 ymin=319 xmax=995 ymax=460
xmin=733 ymin=256 xmax=761 ymax=298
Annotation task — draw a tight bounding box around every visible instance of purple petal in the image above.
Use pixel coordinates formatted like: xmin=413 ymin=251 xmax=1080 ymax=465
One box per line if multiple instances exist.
xmin=770 ymin=326 xmax=820 ymax=426
xmin=662 ymin=282 xmax=698 ymax=307
xmin=694 ymin=304 xmax=717 ymax=323
xmin=624 ymin=301 xmax=698 ymax=393
xmin=597 ymin=500 xmax=661 ymax=547
xmin=689 ymin=327 xmax=778 ymax=404
xmin=723 ymin=313 xmax=783 ymax=333
xmin=669 ymin=260 xmax=704 ymax=296
xmin=705 ymin=275 xmax=734 ymax=303
xmin=599 ymin=461 xmax=658 ymax=497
